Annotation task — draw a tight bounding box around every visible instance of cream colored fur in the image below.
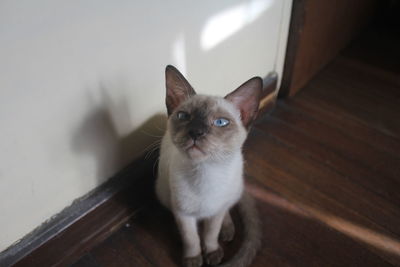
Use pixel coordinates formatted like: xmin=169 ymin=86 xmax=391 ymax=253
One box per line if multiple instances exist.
xmin=156 ymin=65 xmax=261 ymax=267
xmin=156 ymin=97 xmax=246 ymax=258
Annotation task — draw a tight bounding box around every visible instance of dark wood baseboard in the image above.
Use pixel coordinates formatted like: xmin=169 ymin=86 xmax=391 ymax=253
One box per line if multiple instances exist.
xmin=258 ymin=72 xmax=278 ymax=117
xmin=0 ymin=73 xmax=277 ymax=267
xmin=0 ymin=152 xmax=157 ymax=267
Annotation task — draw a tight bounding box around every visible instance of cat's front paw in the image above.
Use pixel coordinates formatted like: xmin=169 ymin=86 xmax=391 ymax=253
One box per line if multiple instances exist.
xmin=183 ymin=254 xmax=203 ymax=267
xmin=219 ymin=222 xmax=235 ymax=242
xmin=204 ymin=247 xmax=224 ymax=266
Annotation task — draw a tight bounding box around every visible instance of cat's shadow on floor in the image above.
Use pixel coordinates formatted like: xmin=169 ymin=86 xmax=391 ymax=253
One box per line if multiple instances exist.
xmin=128 ymin=199 xmax=244 ymax=266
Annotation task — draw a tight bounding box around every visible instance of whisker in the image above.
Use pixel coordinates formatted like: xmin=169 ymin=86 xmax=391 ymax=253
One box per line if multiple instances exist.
xmin=145 ymin=144 xmax=161 ymax=159
xmin=140 ymin=129 xmax=164 ymax=138
xmin=142 ymin=140 xmax=162 ymax=160
xmin=152 ymin=158 xmax=160 ymax=177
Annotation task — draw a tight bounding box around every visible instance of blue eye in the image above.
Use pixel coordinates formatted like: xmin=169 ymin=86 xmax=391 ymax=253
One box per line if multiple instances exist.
xmin=177 ymin=111 xmax=190 ymax=120
xmin=214 ymin=118 xmax=230 ymax=127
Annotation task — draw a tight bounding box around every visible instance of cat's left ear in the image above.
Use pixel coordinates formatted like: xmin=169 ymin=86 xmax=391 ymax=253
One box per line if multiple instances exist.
xmin=165 ymin=65 xmax=196 ymax=116
xmin=225 ymin=77 xmax=262 ymax=128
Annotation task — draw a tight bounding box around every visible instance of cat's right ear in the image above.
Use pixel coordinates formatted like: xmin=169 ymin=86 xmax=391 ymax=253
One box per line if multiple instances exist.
xmin=225 ymin=77 xmax=262 ymax=129
xmin=165 ymin=65 xmax=196 ymax=116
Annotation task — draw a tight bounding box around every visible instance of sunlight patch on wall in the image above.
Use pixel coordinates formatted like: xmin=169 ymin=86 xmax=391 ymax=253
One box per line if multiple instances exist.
xmin=201 ymin=0 xmax=273 ymax=51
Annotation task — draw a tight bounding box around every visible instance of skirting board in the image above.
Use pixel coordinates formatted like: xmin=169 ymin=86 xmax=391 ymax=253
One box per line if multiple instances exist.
xmin=0 ymin=74 xmax=277 ymax=266
xmin=0 ymin=153 xmax=158 ymax=267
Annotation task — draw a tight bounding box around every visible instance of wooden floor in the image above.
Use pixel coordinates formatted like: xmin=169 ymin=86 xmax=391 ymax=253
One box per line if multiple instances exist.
xmin=72 ymin=28 xmax=400 ymax=267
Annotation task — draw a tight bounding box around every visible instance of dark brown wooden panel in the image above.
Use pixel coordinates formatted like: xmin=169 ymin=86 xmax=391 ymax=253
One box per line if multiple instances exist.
xmin=270 ymin=103 xmax=400 ymax=179
xmin=256 ymin=115 xmax=400 ymax=205
xmin=280 ymin=0 xmax=378 ymax=97
xmin=245 ymin=128 xmax=400 ymax=236
xmin=90 ymin=230 xmax=153 ymax=267
xmin=246 ymin=181 xmax=394 ymax=267
xmin=244 ymin=141 xmax=400 ymax=265
xmin=281 ymin=96 xmax=400 ymax=158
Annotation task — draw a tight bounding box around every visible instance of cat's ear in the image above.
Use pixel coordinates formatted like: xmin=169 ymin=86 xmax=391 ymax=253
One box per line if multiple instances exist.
xmin=165 ymin=65 xmax=196 ymax=116
xmin=225 ymin=77 xmax=262 ymax=128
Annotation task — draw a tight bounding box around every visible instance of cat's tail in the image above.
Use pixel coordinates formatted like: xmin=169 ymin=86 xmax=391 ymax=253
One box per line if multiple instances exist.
xmin=221 ymin=191 xmax=262 ymax=267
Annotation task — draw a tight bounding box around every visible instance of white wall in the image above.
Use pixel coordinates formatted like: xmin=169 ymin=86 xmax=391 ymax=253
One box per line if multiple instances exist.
xmin=0 ymin=0 xmax=291 ymax=251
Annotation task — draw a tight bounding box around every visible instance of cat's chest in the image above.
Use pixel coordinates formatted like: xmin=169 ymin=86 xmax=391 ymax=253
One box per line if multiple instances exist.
xmin=170 ymin=162 xmax=243 ymax=217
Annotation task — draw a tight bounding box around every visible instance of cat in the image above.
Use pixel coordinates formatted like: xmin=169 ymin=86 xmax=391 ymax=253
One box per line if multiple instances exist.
xmin=156 ymin=65 xmax=262 ymax=267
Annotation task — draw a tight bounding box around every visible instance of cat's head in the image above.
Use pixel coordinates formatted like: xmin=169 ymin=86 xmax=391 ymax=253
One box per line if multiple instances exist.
xmin=165 ymin=65 xmax=262 ymax=161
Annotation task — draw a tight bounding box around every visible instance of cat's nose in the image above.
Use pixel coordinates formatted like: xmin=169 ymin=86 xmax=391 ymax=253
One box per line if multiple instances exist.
xmin=188 ymin=129 xmax=205 ymax=140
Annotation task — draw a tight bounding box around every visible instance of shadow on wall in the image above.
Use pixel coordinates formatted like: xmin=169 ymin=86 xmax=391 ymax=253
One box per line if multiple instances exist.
xmin=71 ymin=87 xmax=167 ymax=185
xmin=67 ymin=0 xmax=276 ymax=186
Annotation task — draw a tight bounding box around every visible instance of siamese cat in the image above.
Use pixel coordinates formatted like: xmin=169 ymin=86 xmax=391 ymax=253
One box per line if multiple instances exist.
xmin=156 ymin=65 xmax=261 ymax=267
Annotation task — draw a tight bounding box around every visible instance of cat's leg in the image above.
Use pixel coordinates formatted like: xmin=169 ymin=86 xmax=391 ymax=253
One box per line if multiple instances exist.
xmin=219 ymin=211 xmax=235 ymax=242
xmin=175 ymin=214 xmax=203 ymax=267
xmin=203 ymin=210 xmax=226 ymax=265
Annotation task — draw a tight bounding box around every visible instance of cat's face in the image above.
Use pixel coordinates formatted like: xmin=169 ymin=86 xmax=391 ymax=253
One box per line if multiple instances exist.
xmin=168 ymin=95 xmax=247 ymax=161
xmin=164 ymin=65 xmax=262 ymax=161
